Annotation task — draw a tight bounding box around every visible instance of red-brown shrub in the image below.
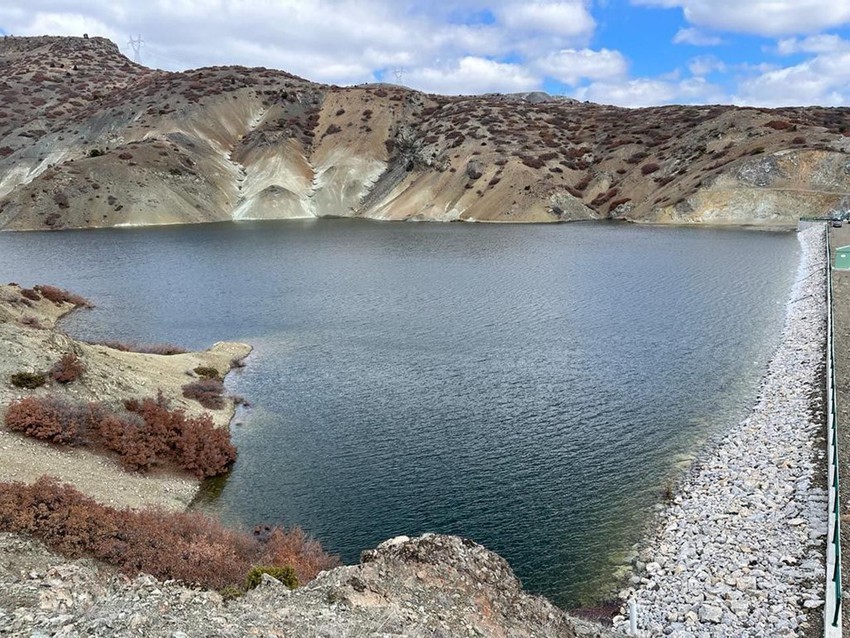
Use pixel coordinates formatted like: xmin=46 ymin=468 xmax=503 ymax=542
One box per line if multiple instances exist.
xmin=641 ymin=162 xmax=660 ymax=175
xmin=763 ymin=119 xmax=793 ymax=130
xmin=5 ymin=394 xmax=236 ymax=478
xmin=182 ymin=378 xmax=226 ymax=410
xmin=49 ymin=353 xmax=85 ymax=384
xmin=262 ymin=526 xmax=341 ymax=584
xmin=19 ymin=288 xmax=41 ymax=301
xmin=33 ymin=285 xmax=92 ymax=308
xmin=124 ymin=393 xmax=236 ymax=477
xmin=88 ymin=340 xmax=188 ymax=355
xmin=0 ymin=477 xmax=339 ymax=590
xmin=5 ymin=396 xmax=85 ymax=444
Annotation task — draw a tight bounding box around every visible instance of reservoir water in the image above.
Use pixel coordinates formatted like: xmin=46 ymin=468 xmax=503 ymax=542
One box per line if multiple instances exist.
xmin=0 ymin=220 xmax=798 ymax=608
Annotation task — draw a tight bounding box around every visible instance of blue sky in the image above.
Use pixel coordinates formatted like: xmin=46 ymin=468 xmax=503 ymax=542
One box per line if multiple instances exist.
xmin=3 ymin=1 xmax=850 ymax=106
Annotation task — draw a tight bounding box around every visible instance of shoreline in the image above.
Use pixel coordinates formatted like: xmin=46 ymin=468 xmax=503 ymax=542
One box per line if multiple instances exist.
xmin=614 ymin=223 xmax=828 ymax=636
xmin=0 ymin=283 xmax=251 ymax=511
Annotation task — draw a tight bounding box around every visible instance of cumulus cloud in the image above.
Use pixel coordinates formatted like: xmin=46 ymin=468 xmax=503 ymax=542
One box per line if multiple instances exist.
xmin=776 ymin=34 xmax=849 ymax=56
xmin=673 ymin=27 xmax=723 ymax=46
xmin=633 ymin=0 xmax=850 ymax=36
xmin=733 ymin=50 xmax=850 ymax=106
xmin=574 ymin=76 xmax=726 ymax=107
xmin=404 ymin=57 xmax=540 ymax=95
xmin=688 ymin=55 xmax=726 ymax=77
xmin=497 ymin=1 xmax=595 ymax=40
xmin=534 ymin=48 xmax=627 ymax=85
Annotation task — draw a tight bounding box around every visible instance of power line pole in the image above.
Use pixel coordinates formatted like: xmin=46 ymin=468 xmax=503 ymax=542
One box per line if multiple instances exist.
xmin=128 ymin=34 xmax=144 ymax=64
xmin=392 ymin=67 xmax=404 ymax=85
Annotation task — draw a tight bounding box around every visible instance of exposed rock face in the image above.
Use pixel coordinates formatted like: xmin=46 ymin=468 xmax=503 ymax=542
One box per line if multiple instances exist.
xmin=1 ymin=36 xmax=850 ymax=230
xmin=0 ymin=532 xmax=615 ymax=637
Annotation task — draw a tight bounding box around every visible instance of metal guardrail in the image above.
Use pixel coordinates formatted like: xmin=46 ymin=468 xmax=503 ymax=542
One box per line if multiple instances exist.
xmin=826 ymin=224 xmax=842 ymax=637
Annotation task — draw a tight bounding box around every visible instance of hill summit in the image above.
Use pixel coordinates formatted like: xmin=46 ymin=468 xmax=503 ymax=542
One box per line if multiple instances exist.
xmin=1 ymin=35 xmax=849 ymax=230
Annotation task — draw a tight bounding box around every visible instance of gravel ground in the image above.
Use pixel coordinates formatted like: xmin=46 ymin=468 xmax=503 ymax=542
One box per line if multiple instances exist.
xmin=614 ymin=224 xmax=829 ymax=637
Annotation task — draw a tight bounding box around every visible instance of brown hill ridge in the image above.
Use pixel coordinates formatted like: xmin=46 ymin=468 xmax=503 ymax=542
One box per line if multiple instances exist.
xmin=1 ymin=35 xmax=850 ymax=229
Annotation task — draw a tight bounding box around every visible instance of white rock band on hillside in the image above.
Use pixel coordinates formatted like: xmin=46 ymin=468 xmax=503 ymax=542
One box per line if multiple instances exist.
xmin=616 ymin=224 xmax=828 ymax=637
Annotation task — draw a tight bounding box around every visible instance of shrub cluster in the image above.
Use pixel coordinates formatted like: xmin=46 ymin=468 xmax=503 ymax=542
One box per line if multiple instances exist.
xmin=49 ymin=353 xmax=85 ymax=384
xmin=88 ymin=340 xmax=188 ymax=355
xmin=33 ymin=285 xmax=92 ymax=308
xmin=4 ymin=394 xmax=236 ymax=478
xmin=123 ymin=394 xmax=236 ymax=476
xmin=5 ymin=396 xmax=84 ymax=444
xmin=182 ymin=378 xmax=226 ymax=410
xmin=0 ymin=477 xmax=339 ymax=590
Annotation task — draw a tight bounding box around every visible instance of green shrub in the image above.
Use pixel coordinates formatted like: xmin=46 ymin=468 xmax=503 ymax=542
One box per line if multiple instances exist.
xmin=10 ymin=372 xmax=46 ymax=389
xmin=245 ymin=565 xmax=298 ymax=590
xmin=219 ymin=585 xmax=243 ymax=601
xmin=193 ymin=366 xmax=221 ymax=380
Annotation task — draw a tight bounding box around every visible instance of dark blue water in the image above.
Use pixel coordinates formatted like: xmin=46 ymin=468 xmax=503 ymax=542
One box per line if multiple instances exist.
xmin=0 ymin=220 xmax=798 ymax=607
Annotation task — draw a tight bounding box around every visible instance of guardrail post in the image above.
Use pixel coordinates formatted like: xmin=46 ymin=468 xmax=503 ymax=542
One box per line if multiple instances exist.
xmin=825 ymin=222 xmax=842 ymax=637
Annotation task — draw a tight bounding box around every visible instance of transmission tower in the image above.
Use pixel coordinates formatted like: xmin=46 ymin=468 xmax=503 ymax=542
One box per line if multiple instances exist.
xmin=392 ymin=67 xmax=404 ymax=85
xmin=128 ymin=34 xmax=144 ymax=64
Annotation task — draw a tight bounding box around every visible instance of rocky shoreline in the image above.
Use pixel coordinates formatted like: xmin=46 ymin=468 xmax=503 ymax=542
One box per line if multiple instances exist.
xmin=614 ymin=224 xmax=828 ymax=636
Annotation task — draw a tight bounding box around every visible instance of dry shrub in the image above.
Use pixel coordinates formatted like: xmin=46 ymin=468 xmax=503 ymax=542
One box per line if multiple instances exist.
xmin=33 ymin=285 xmax=92 ymax=308
xmin=88 ymin=340 xmax=188 ymax=355
xmin=19 ymin=288 xmax=41 ymax=301
xmin=5 ymin=396 xmax=84 ymax=444
xmin=123 ymin=393 xmax=236 ymax=477
xmin=763 ymin=119 xmax=793 ymax=130
xmin=0 ymin=477 xmax=340 ymax=590
xmin=182 ymin=378 xmax=226 ymax=410
xmin=49 ymin=353 xmax=85 ymax=384
xmin=4 ymin=394 xmax=236 ymax=479
xmin=19 ymin=316 xmax=43 ymax=329
xmin=641 ymin=162 xmax=660 ymax=175
xmin=262 ymin=526 xmax=340 ymax=584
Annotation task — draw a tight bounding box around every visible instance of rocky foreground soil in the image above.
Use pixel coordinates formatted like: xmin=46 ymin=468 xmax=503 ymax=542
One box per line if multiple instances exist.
xmin=0 ymin=532 xmax=615 ymax=638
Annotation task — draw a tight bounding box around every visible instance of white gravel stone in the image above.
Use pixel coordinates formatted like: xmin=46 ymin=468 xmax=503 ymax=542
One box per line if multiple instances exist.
xmin=616 ymin=225 xmax=827 ymax=637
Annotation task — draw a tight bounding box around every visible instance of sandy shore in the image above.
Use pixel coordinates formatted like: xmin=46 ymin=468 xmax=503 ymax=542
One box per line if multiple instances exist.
xmin=0 ymin=283 xmax=251 ymax=510
xmin=615 ymin=224 xmax=828 ymax=636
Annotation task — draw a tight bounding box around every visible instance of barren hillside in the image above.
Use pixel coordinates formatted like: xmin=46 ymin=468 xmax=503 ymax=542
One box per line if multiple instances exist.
xmin=2 ymin=35 xmax=850 ymax=230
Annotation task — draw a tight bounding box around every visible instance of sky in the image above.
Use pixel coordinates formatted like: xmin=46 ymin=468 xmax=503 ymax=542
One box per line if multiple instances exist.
xmin=2 ymin=1 xmax=850 ymax=107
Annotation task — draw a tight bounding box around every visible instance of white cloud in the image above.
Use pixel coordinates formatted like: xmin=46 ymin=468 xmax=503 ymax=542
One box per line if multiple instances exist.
xmin=673 ymin=27 xmax=722 ymax=46
xmin=688 ymin=55 xmax=726 ymax=77
xmin=776 ymin=34 xmax=849 ymax=55
xmin=497 ymin=1 xmax=595 ymax=39
xmin=534 ymin=48 xmax=627 ymax=85
xmin=733 ymin=50 xmax=850 ymax=106
xmin=574 ymin=76 xmax=725 ymax=107
xmin=405 ymin=57 xmax=541 ymax=95
xmin=634 ymin=0 xmax=850 ymax=36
